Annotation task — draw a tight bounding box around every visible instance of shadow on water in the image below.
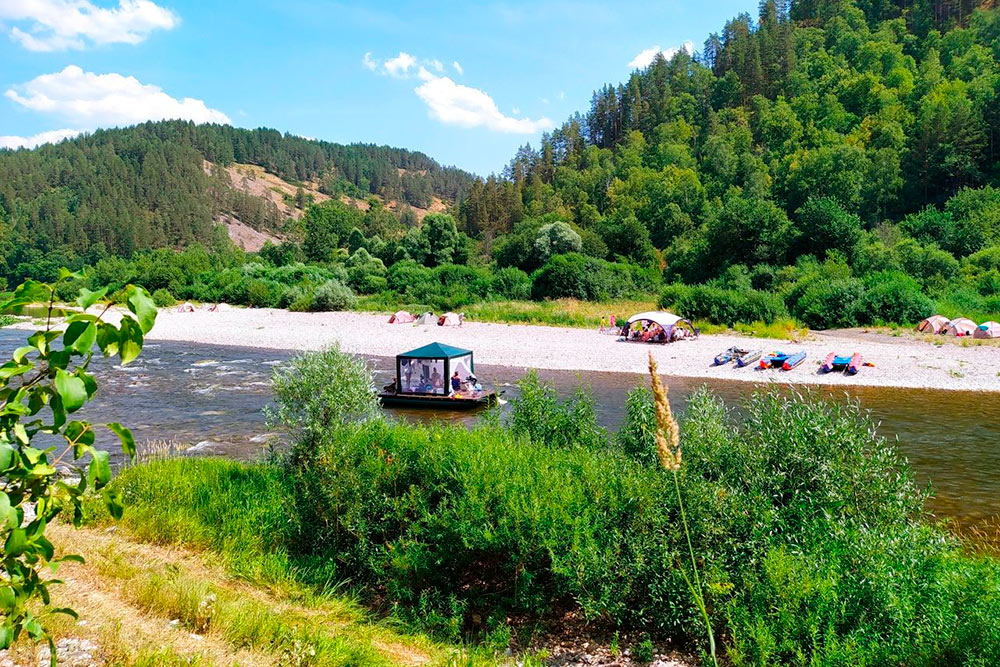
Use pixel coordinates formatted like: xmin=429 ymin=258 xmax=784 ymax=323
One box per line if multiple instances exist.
xmin=1 ymin=328 xmax=997 ymax=532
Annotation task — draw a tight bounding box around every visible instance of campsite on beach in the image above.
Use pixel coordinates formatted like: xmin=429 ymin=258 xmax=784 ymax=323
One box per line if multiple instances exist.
xmin=99 ymin=305 xmax=1000 ymax=392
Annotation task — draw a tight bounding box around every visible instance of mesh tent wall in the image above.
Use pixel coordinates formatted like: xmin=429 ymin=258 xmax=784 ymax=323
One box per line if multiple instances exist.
xmin=396 ymin=342 xmax=475 ymax=396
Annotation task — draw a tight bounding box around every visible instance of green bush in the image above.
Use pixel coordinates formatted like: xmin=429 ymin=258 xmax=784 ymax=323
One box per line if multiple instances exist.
xmin=387 ymin=259 xmax=433 ymax=294
xmin=276 ymin=378 xmax=1000 ymax=664
xmin=310 ymin=280 xmax=356 ymax=311
xmin=152 ymin=288 xmax=176 ymax=307
xmin=789 ymin=278 xmax=865 ymax=329
xmin=268 ymin=345 xmax=381 ymax=444
xmin=530 ymin=253 xmax=638 ymax=301
xmin=657 ymin=283 xmax=691 ymax=311
xmin=661 ymin=285 xmax=787 ymax=325
xmin=288 ymin=291 xmax=314 ymax=312
xmin=488 ymin=267 xmax=532 ymax=301
xmin=346 ymin=248 xmax=387 ymax=295
xmin=245 ymin=278 xmax=278 ymax=308
xmin=504 ymin=370 xmax=606 ymax=452
xmin=613 ymin=388 xmax=658 ymax=467
xmin=861 ymin=271 xmax=934 ymax=324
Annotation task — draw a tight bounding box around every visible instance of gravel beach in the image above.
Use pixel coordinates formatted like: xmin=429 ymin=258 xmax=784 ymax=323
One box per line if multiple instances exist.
xmin=111 ymin=308 xmax=1000 ymax=392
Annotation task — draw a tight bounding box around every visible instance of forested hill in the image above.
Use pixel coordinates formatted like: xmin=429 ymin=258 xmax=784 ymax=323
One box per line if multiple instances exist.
xmin=458 ymin=0 xmax=1000 ymax=282
xmin=0 ymin=120 xmax=474 ymax=262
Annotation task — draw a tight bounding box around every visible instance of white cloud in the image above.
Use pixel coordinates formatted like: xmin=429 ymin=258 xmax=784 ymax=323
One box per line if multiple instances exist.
xmin=0 ymin=127 xmax=80 ymax=150
xmin=0 ymin=0 xmax=177 ymax=52
xmin=511 ymin=106 xmax=520 ymax=114
xmin=414 ymin=67 xmax=552 ymax=134
xmin=628 ymin=41 xmax=694 ymax=69
xmin=452 ymin=61 xmax=463 ymax=75
xmin=362 ymin=51 xmax=378 ymax=71
xmin=428 ymin=58 xmax=443 ymax=72
xmin=5 ymin=66 xmax=231 ymax=127
xmin=383 ymin=51 xmax=416 ymax=78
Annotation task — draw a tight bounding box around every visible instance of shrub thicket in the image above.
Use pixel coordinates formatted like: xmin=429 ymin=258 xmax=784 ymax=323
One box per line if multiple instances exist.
xmin=659 ymin=284 xmax=787 ymax=326
xmin=111 ymin=347 xmax=1000 ymax=666
xmin=530 ymin=253 xmax=645 ymax=301
xmin=275 ymin=366 xmax=1000 ymax=665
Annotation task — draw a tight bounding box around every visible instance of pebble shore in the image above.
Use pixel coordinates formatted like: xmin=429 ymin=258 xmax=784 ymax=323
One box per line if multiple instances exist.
xmin=97 ymin=308 xmax=1000 ymax=392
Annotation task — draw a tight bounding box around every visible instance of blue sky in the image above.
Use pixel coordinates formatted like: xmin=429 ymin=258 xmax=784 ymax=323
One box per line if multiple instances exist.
xmin=0 ymin=0 xmax=753 ymax=176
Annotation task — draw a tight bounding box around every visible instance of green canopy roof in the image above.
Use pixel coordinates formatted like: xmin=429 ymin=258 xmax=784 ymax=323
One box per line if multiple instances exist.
xmin=398 ymin=342 xmax=471 ymax=359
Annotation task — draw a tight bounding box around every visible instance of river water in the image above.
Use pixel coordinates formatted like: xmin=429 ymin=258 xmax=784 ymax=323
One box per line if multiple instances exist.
xmin=3 ymin=329 xmax=997 ymax=533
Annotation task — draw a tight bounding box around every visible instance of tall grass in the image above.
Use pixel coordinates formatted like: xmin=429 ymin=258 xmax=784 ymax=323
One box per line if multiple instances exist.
xmin=648 ymin=353 xmax=716 ymax=667
xmin=105 ymin=458 xmax=300 ymax=585
xmin=105 ymin=347 xmax=1000 ymax=665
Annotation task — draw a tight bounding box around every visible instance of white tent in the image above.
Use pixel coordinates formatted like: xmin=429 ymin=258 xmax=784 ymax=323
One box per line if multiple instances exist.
xmin=974 ymin=321 xmax=1000 ymax=339
xmin=626 ymin=311 xmax=684 ymax=328
xmin=622 ymin=311 xmax=696 ymax=343
xmin=944 ymin=317 xmax=977 ymax=337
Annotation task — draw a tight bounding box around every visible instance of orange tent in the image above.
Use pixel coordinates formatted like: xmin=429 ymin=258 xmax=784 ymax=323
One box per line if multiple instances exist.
xmin=916 ymin=315 xmax=950 ymax=334
xmin=944 ymin=318 xmax=977 ymax=336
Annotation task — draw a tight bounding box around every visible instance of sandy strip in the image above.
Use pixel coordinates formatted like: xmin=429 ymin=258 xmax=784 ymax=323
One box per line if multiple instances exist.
xmin=88 ymin=308 xmax=998 ymax=392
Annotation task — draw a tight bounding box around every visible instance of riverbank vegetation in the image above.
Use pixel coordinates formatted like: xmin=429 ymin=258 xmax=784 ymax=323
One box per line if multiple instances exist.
xmin=5 ymin=3 xmax=1000 ymax=331
xmin=93 ymin=347 xmax=1000 ymax=666
xmin=8 ymin=520 xmax=476 ymax=667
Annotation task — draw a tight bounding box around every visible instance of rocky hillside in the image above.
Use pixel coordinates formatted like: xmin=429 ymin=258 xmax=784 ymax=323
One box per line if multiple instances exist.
xmin=0 ymin=120 xmax=476 ymax=264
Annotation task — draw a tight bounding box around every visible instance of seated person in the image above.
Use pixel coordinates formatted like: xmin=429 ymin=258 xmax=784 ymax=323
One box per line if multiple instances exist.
xmin=451 ymin=371 xmax=462 ymax=394
xmin=430 ymin=367 xmax=444 ymax=393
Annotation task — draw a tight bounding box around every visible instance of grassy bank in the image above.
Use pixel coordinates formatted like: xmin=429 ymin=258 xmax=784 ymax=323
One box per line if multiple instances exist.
xmin=70 ymin=458 xmax=497 ymax=667
xmin=18 ymin=520 xmax=468 ymax=667
xmin=355 ymin=295 xmax=808 ymax=339
xmin=88 ymin=349 xmax=1000 ymax=667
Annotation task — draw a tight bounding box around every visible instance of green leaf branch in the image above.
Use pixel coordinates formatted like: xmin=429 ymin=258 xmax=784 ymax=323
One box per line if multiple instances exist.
xmin=0 ymin=274 xmax=155 ymax=662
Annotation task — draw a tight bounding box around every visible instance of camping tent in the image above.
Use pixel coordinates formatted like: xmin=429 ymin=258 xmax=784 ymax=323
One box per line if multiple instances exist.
xmin=974 ymin=321 xmax=1000 ymax=339
xmin=622 ymin=311 xmax=697 ymax=343
xmin=438 ymin=312 xmax=463 ymax=327
xmin=414 ymin=312 xmax=436 ymax=325
xmin=944 ymin=317 xmax=977 ymax=336
xmin=175 ymin=302 xmax=195 ymax=313
xmin=916 ymin=315 xmax=950 ymax=334
xmin=389 ymin=310 xmax=415 ymax=324
xmin=394 ymin=342 xmax=474 ymax=396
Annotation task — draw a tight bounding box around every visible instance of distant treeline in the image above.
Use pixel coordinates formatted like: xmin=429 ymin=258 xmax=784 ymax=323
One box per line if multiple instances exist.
xmin=5 ymin=1 xmax=1000 ymax=332
xmin=0 ymin=120 xmax=475 ymax=262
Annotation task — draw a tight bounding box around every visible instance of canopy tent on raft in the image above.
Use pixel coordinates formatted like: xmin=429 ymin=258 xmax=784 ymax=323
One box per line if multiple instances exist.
xmin=945 ymin=317 xmax=977 ymax=337
xmin=974 ymin=321 xmax=1000 ymax=339
xmin=414 ymin=312 xmax=436 ymax=325
xmin=388 ymin=310 xmax=415 ymax=324
xmin=394 ymin=342 xmax=475 ymax=397
xmin=916 ymin=315 xmax=951 ymax=334
xmin=621 ymin=311 xmax=697 ymax=343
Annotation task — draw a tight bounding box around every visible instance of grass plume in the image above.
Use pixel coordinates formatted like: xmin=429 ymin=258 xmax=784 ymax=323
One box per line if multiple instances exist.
xmin=648 ymin=351 xmax=716 ymax=666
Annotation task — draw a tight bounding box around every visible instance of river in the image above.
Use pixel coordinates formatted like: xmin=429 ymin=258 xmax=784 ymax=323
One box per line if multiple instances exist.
xmin=3 ymin=329 xmax=997 ymax=533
